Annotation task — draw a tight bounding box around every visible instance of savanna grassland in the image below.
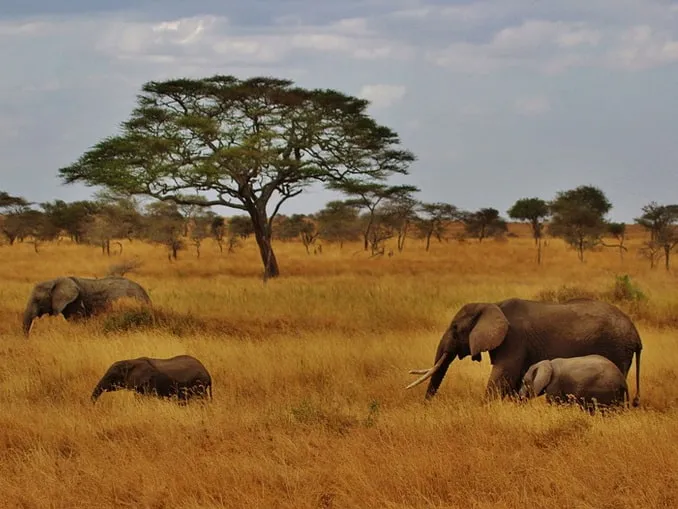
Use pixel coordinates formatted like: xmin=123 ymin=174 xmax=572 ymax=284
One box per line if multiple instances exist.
xmin=1 ymin=224 xmax=678 ymax=509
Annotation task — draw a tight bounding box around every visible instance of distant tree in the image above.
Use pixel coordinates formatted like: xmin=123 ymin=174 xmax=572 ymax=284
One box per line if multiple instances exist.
xmin=635 ymin=202 xmax=678 ymax=270
xmin=210 ymin=216 xmax=227 ymax=253
xmin=416 ymin=202 xmax=458 ymax=251
xmin=41 ymin=199 xmax=100 ymax=243
xmin=548 ymin=185 xmax=612 ymax=262
xmin=58 ymin=75 xmax=415 ymax=279
xmin=333 ymin=180 xmax=419 ymax=251
xmin=380 ymin=194 xmax=419 ymax=252
xmin=0 ymin=192 xmax=31 ymax=244
xmin=507 ymin=197 xmax=550 ymax=264
xmin=462 ymin=208 xmax=508 ymax=243
xmin=229 ymin=216 xmax=255 ymax=240
xmin=189 ymin=210 xmax=217 ymax=258
xmin=14 ymin=210 xmax=58 ymax=251
xmin=366 ymin=210 xmax=396 ymax=256
xmin=82 ymin=194 xmax=143 ymax=255
xmin=276 ymin=214 xmax=320 ymax=253
xmin=605 ymin=222 xmax=628 ymax=262
xmin=143 ymin=202 xmax=185 ymax=261
xmin=315 ymin=201 xmax=361 ymax=248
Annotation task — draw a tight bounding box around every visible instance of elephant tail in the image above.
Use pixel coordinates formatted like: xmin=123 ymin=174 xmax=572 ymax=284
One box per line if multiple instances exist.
xmin=632 ymin=347 xmax=641 ymax=408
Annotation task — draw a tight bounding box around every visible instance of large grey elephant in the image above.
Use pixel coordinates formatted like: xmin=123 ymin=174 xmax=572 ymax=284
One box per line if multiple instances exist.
xmin=406 ymin=298 xmax=642 ymax=405
xmin=518 ymin=355 xmax=629 ymax=410
xmin=23 ymin=276 xmax=151 ymax=336
xmin=91 ymin=355 xmax=213 ymax=403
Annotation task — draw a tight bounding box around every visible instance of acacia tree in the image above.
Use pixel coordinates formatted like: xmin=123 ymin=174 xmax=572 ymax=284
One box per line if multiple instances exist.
xmin=605 ymin=222 xmax=627 ymax=262
xmin=507 ymin=197 xmax=550 ymax=264
xmin=332 ymin=180 xmax=419 ymax=250
xmin=379 ymin=193 xmax=419 ymax=252
xmin=143 ymin=201 xmax=185 ymax=260
xmin=635 ymin=202 xmax=678 ymax=270
xmin=315 ymin=200 xmax=361 ymax=248
xmin=462 ymin=208 xmax=508 ymax=242
xmin=58 ymin=75 xmax=414 ymax=278
xmin=548 ymin=185 xmax=612 ymax=262
xmin=41 ymin=200 xmax=99 ymax=243
xmin=416 ymin=202 xmax=458 ymax=251
xmin=0 ymin=192 xmax=32 ymax=244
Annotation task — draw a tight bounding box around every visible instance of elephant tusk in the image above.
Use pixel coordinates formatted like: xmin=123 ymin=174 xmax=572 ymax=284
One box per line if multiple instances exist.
xmin=408 ymin=369 xmax=430 ymax=375
xmin=405 ymin=352 xmax=449 ymax=390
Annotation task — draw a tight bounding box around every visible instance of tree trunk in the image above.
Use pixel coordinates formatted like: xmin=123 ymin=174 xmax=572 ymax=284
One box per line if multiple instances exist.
xmin=425 ymin=231 xmax=432 ymax=252
xmin=536 ymin=238 xmax=542 ymax=265
xmin=664 ymin=244 xmax=671 ymax=271
xmin=248 ymin=206 xmax=280 ymax=279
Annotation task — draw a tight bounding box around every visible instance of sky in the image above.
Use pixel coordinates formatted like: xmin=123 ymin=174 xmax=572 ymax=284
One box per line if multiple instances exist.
xmin=2 ymin=0 xmax=678 ymax=222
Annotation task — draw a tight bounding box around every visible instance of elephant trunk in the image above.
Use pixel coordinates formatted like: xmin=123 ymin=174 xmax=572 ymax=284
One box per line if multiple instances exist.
xmin=406 ymin=351 xmax=452 ymax=396
xmin=91 ymin=377 xmax=112 ymax=403
xmin=23 ymin=303 xmax=38 ymax=337
xmin=424 ymin=354 xmax=453 ymax=399
xmin=91 ymin=384 xmax=104 ymax=403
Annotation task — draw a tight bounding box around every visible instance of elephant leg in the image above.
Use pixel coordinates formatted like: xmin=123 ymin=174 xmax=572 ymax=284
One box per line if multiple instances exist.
xmin=485 ymin=363 xmax=523 ymax=400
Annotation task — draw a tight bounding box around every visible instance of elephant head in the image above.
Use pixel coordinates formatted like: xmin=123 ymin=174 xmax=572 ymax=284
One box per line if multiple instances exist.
xmin=406 ymin=302 xmax=510 ymax=399
xmin=518 ymin=360 xmax=553 ymax=400
xmin=91 ymin=360 xmax=141 ymax=403
xmin=23 ymin=278 xmax=83 ymax=337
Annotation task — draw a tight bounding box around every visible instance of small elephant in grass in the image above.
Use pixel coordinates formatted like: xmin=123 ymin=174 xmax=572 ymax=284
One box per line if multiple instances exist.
xmin=23 ymin=276 xmax=151 ymax=336
xmin=518 ymin=355 xmax=630 ymax=411
xmin=91 ymin=355 xmax=213 ymax=403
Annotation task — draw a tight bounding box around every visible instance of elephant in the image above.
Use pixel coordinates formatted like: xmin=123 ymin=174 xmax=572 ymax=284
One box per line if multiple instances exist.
xmin=23 ymin=276 xmax=151 ymax=336
xmin=518 ymin=355 xmax=629 ymax=411
xmin=406 ymin=298 xmax=642 ymax=406
xmin=91 ymin=355 xmax=213 ymax=403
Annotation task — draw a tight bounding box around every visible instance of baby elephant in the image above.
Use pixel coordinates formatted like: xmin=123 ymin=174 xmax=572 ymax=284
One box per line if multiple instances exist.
xmin=519 ymin=355 xmax=629 ymax=411
xmin=91 ymin=355 xmax=212 ymax=403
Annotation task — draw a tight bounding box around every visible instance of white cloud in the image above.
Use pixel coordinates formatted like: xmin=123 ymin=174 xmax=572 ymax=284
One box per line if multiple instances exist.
xmin=606 ymin=25 xmax=678 ymax=70
xmin=513 ymin=95 xmax=551 ymax=116
xmin=359 ymin=84 xmax=406 ymax=108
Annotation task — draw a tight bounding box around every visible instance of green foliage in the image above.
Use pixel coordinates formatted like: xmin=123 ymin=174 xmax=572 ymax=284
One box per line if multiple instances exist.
xmin=507 ymin=197 xmax=550 ymax=242
xmin=332 ymin=181 xmax=419 ymax=250
xmin=548 ymin=185 xmax=612 ymax=262
xmin=635 ymin=202 xmax=678 ymax=270
xmin=315 ymin=200 xmax=362 ymax=246
xmin=461 ymin=207 xmax=508 ymax=242
xmin=611 ymin=274 xmax=645 ymax=302
xmin=607 ymin=222 xmax=626 ymax=238
xmin=40 ymin=200 xmax=99 ymax=243
xmin=415 ymin=202 xmax=458 ymax=247
xmin=228 ymin=215 xmax=255 ymax=239
xmin=58 ymin=74 xmax=416 ymax=278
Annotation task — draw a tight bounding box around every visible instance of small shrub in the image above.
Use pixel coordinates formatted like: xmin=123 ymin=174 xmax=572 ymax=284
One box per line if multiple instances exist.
xmin=609 ymin=274 xmax=646 ymax=303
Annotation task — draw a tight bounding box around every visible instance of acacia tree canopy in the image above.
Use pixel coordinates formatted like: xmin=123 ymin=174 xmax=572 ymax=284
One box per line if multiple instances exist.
xmin=548 ymin=185 xmax=612 ymax=262
xmin=58 ymin=75 xmax=415 ymax=278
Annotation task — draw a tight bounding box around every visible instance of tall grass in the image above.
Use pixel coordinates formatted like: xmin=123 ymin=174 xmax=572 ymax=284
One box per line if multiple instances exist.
xmin=0 ymin=227 xmax=677 ymax=508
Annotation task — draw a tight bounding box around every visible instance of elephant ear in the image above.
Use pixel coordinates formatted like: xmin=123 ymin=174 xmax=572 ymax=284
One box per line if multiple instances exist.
xmin=469 ymin=304 xmax=509 ymax=357
xmin=531 ymin=362 xmax=554 ymax=396
xmin=51 ymin=278 xmax=79 ymax=314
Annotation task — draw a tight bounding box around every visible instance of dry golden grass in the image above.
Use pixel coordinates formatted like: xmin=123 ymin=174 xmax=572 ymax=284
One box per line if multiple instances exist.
xmin=1 ymin=228 xmax=677 ymax=508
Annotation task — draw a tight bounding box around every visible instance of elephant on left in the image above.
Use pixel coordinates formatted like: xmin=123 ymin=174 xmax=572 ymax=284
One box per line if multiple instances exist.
xmin=23 ymin=276 xmax=152 ymax=336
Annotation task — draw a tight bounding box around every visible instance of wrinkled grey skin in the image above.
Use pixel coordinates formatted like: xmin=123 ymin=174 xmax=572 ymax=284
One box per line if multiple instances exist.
xmin=91 ymin=355 xmax=212 ymax=403
xmin=407 ymin=298 xmax=642 ymax=406
xmin=518 ymin=355 xmax=630 ymax=411
xmin=23 ymin=276 xmax=151 ymax=336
